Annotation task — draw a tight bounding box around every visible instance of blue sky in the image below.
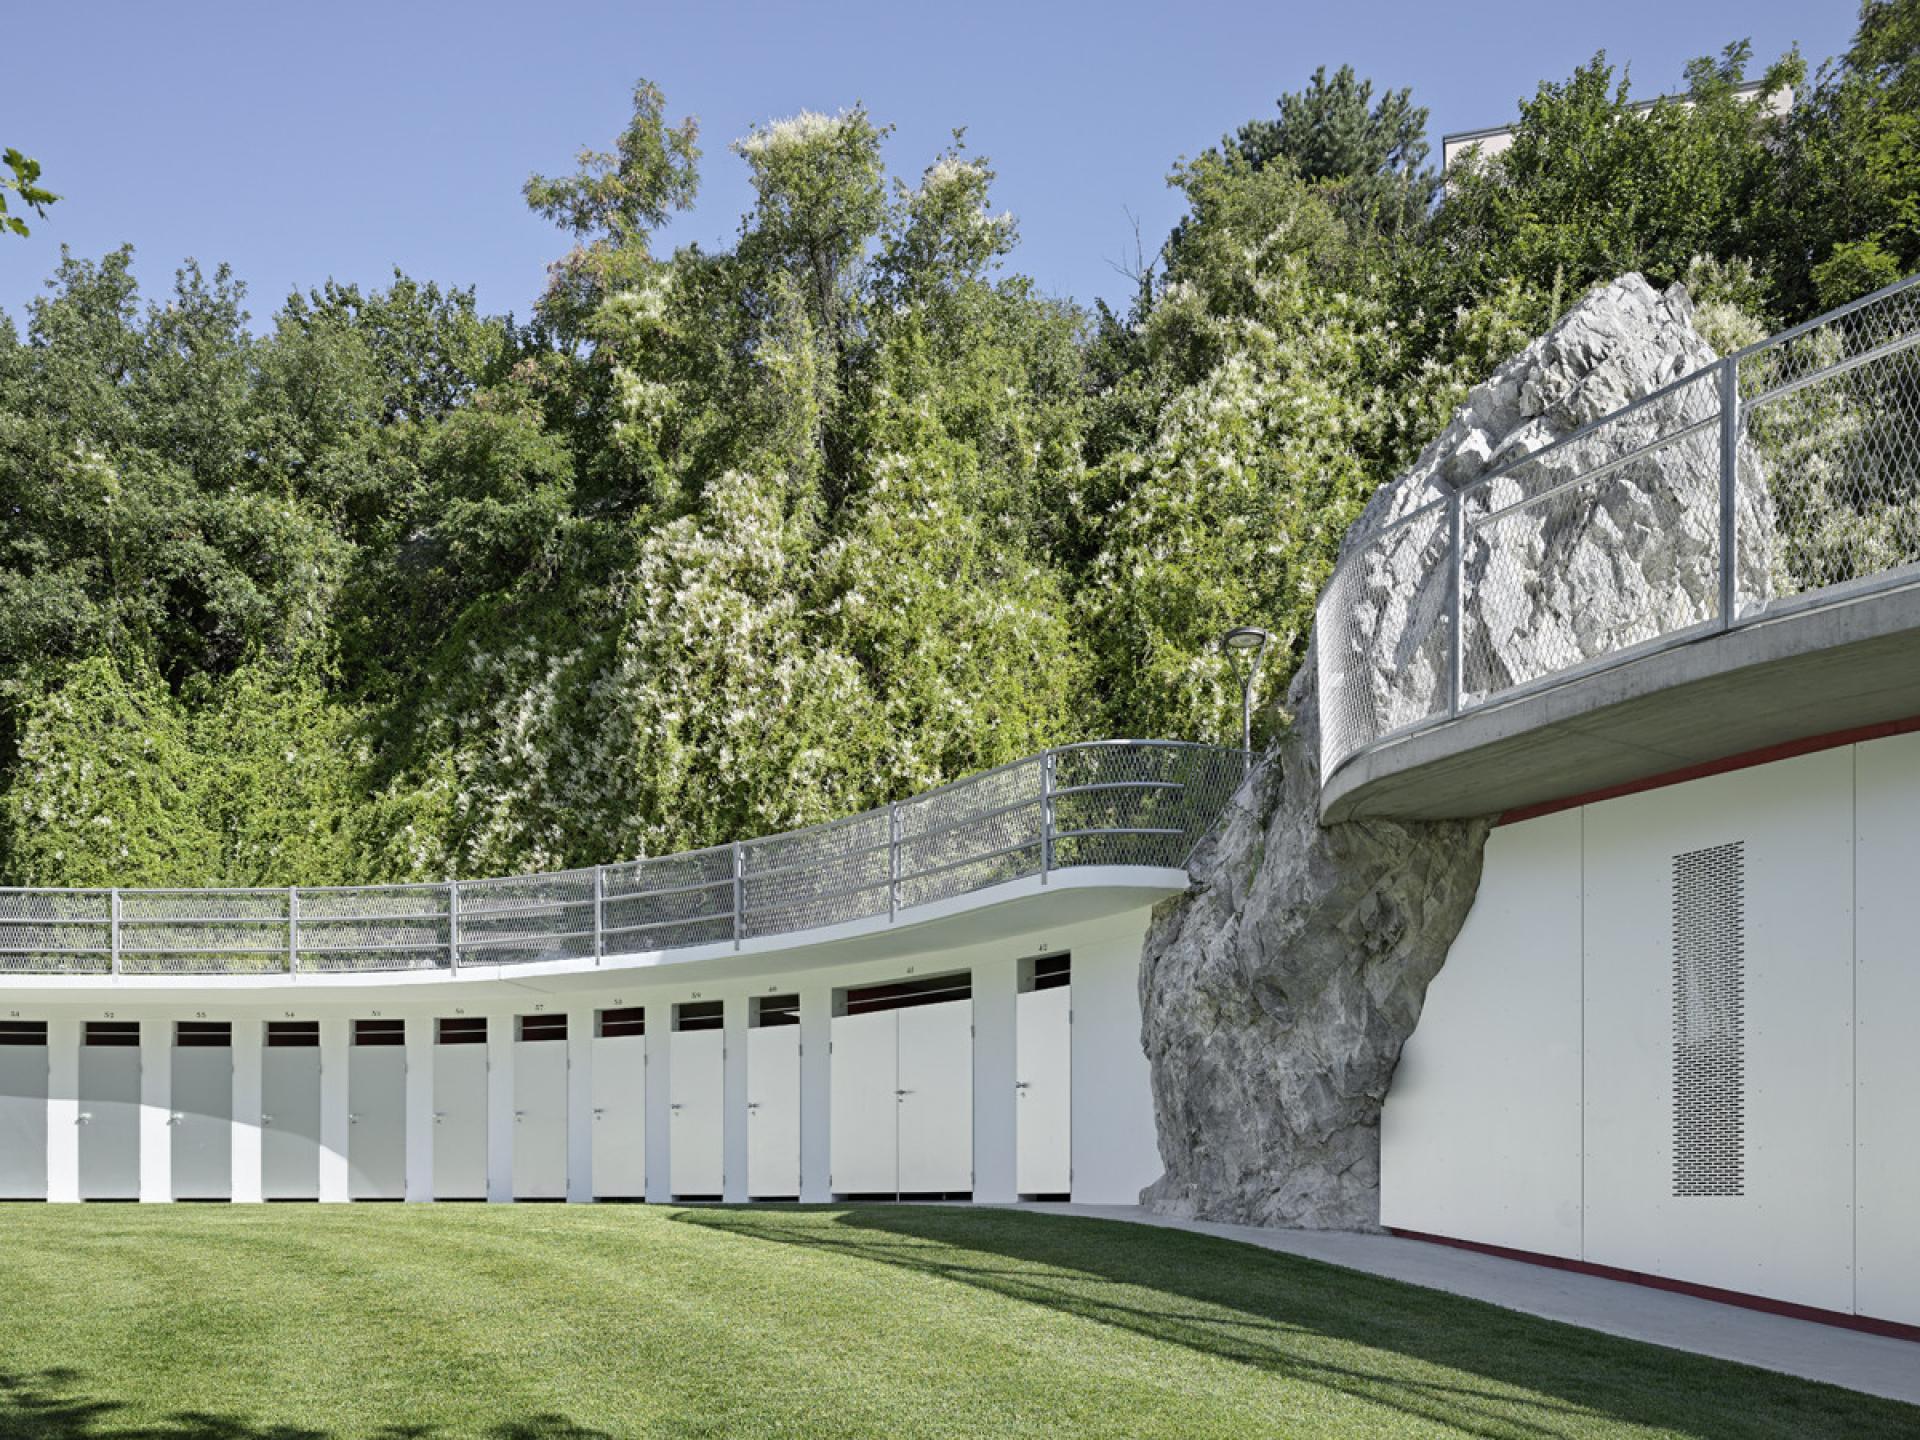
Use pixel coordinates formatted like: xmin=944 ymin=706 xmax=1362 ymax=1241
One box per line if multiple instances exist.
xmin=1 ymin=1 xmax=1858 ymax=328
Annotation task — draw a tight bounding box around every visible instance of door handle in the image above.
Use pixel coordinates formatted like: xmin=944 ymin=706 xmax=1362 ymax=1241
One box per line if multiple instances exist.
xmin=592 ymin=1108 xmax=606 ymax=1117
xmin=514 ymin=1110 xmax=527 ymax=1121
xmin=167 ymin=1113 xmax=183 ymax=1125
xmin=261 ymin=1114 xmax=275 ymax=1126
xmin=747 ymin=1102 xmax=760 ymax=1111
xmin=76 ymin=1112 xmax=92 ymax=1124
xmin=348 ymin=1113 xmax=361 ymax=1123
xmin=1014 ymin=1081 xmax=1030 ymax=1091
xmin=670 ymin=1103 xmax=684 ymax=1111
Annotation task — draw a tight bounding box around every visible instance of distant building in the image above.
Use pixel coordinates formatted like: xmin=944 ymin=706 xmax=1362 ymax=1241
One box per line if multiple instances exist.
xmin=1441 ymin=79 xmax=1792 ymax=171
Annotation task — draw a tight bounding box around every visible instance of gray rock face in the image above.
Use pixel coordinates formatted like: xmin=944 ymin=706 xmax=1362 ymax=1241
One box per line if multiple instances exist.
xmin=1140 ymin=275 xmax=1767 ymax=1230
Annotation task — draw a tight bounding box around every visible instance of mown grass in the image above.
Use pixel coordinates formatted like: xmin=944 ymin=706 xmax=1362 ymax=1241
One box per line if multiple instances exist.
xmin=0 ymin=1204 xmax=1907 ymax=1438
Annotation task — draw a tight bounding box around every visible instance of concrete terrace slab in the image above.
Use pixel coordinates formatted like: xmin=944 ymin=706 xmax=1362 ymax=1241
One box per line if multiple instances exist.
xmin=1013 ymin=1203 xmax=1920 ymax=1406
xmin=1322 ymin=577 xmax=1920 ymax=821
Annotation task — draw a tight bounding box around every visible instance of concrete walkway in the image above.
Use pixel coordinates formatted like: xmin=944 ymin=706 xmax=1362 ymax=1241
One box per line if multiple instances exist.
xmin=1013 ymin=1203 xmax=1920 ymax=1406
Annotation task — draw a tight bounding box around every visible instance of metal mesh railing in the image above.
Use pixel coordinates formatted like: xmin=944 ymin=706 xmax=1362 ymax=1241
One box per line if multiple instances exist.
xmin=1318 ymin=273 xmax=1920 ymax=782
xmin=0 ymin=741 xmax=1239 ymax=978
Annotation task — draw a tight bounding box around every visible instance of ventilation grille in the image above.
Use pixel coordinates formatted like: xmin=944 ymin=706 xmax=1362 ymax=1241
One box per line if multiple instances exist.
xmin=1671 ymin=841 xmax=1747 ymax=1198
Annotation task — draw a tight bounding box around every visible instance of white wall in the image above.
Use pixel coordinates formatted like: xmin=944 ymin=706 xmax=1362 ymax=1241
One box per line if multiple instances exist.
xmin=1854 ymin=732 xmax=1920 ymax=1328
xmin=1069 ymin=909 xmax=1162 ymax=1204
xmin=1381 ymin=809 xmax=1584 ymax=1258
xmin=1382 ymin=738 xmax=1918 ymax=1325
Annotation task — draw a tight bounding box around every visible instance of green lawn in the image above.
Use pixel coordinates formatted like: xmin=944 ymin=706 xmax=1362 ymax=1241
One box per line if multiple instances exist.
xmin=0 ymin=1206 xmax=1908 ymax=1438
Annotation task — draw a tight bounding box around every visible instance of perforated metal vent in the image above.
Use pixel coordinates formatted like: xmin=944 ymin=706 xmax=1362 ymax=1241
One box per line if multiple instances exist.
xmin=1670 ymin=841 xmax=1747 ymax=1198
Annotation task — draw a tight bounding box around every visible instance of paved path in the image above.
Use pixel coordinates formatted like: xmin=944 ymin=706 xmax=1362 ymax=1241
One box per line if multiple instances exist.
xmin=1008 ymin=1203 xmax=1920 ymax=1406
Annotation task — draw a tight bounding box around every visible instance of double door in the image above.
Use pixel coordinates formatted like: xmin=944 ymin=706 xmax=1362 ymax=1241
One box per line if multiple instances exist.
xmin=830 ymin=999 xmax=972 ymax=1196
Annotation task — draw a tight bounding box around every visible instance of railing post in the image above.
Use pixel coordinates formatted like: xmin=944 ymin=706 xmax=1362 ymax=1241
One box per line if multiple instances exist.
xmin=592 ymin=865 xmax=604 ymax=963
xmin=1718 ymin=355 xmax=1740 ymax=629
xmin=110 ymin=888 xmax=121 ymax=977
xmin=1447 ymin=489 xmax=1464 ymax=719
xmin=731 ymin=841 xmax=744 ymax=950
xmin=1040 ymin=750 xmax=1056 ymax=883
xmin=448 ymin=881 xmax=460 ymax=973
xmin=288 ymin=886 xmax=299 ymax=975
xmin=887 ymin=802 xmax=901 ymax=923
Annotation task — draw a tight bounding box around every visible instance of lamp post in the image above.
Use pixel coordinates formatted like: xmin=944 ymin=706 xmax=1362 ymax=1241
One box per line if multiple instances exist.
xmin=1221 ymin=626 xmax=1270 ymax=777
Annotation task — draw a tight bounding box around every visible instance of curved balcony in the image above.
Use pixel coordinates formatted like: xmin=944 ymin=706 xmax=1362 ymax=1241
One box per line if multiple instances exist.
xmin=1317 ymin=274 xmax=1920 ymax=821
xmin=0 ymin=741 xmax=1240 ymax=985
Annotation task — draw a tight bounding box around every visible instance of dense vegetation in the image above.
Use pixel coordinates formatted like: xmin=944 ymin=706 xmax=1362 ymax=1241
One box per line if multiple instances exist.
xmin=3 ymin=3 xmax=1916 ymax=887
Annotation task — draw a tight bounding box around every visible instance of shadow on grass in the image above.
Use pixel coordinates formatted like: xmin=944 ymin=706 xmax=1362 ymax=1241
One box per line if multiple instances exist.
xmin=0 ymin=1370 xmax=609 ymax=1440
xmin=673 ymin=1205 xmax=1918 ymax=1440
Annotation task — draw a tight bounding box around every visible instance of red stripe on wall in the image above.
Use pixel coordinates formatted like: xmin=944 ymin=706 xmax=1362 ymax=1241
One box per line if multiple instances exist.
xmin=1388 ymin=1228 xmax=1920 ymax=1343
xmin=1496 ymin=713 xmax=1920 ymax=826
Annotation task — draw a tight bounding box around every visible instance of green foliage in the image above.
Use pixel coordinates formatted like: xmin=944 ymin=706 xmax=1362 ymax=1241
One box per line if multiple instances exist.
xmin=1230 ymin=64 xmax=1437 ymax=242
xmin=5 ymin=8 xmax=1920 ymax=887
xmin=1427 ymin=45 xmax=1799 ymax=318
xmin=1770 ymin=1 xmax=1920 ymax=310
xmin=1 ymin=147 xmax=57 ymax=237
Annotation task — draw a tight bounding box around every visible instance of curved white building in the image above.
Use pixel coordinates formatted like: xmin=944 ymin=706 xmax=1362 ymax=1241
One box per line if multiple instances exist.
xmin=0 ymin=742 xmax=1237 ymax=1208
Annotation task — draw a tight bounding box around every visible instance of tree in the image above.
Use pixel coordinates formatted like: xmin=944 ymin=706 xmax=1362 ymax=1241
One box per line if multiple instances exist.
xmin=1424 ymin=46 xmax=1800 ymax=323
xmin=1767 ymin=0 xmax=1920 ymax=311
xmin=1230 ymin=64 xmax=1437 ymax=242
xmin=1 ymin=148 xmax=56 ymax=237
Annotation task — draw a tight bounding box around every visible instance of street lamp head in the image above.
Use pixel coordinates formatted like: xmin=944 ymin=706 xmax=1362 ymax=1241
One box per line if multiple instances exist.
xmin=1222 ymin=625 xmax=1270 ymax=653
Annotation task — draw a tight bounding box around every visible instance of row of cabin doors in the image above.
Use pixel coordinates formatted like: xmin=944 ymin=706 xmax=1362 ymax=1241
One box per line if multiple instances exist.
xmin=0 ymin=988 xmax=1065 ymax=1200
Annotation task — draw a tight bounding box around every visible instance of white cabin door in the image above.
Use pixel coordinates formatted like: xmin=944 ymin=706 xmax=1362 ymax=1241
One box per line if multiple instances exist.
xmin=513 ymin=1036 xmax=568 ymax=1199
xmin=669 ymin=1029 xmax=724 ymax=1196
xmin=1016 ymin=986 xmax=1072 ymax=1195
xmin=747 ymin=1025 xmax=800 ymax=1198
xmin=897 ymin=999 xmax=973 ymax=1194
xmin=261 ymin=1044 xmax=320 ymax=1199
xmin=78 ymin=1037 xmax=140 ymax=1200
xmin=171 ymin=1038 xmax=233 ymax=1200
xmin=829 ymin=1008 xmax=898 ymax=1195
xmin=591 ymin=1033 xmax=647 ymax=1198
xmin=0 ymin=1033 xmax=48 ymax=1199
xmin=347 ymin=1046 xmax=406 ymax=1200
xmin=433 ymin=1044 xmax=488 ymax=1199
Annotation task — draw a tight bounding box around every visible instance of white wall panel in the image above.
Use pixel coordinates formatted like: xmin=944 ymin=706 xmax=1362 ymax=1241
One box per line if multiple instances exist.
xmin=1583 ymin=750 xmax=1855 ymax=1312
xmin=1854 ymin=732 xmax=1920 ymax=1327
xmin=433 ymin=1045 xmax=488 ymax=1199
xmin=262 ymin=1046 xmax=320 ymax=1200
xmin=971 ymin=961 xmax=1018 ymax=1203
xmin=747 ymin=1025 xmax=800 ymax=1197
xmin=0 ymin=1042 xmax=48 ymax=1199
xmin=898 ymin=1000 xmax=973 ymax=1193
xmin=830 ymin=1008 xmax=896 ymax=1194
xmin=1381 ymin=810 xmax=1584 ymax=1257
xmin=1016 ymin=985 xmax=1072 ymax=1196
xmin=513 ymin=1038 xmax=568 ymax=1199
xmin=591 ymin=1034 xmax=646 ymax=1198
xmin=347 ymin=1047 xmax=406 ymax=1200
xmin=669 ymin=1028 xmax=724 ymax=1195
xmin=171 ymin=1044 xmax=232 ymax=1200
xmin=1069 ymin=914 xmax=1160 ymax=1203
xmin=45 ymin=1021 xmax=79 ymax=1203
xmin=231 ymin=1022 xmax=263 ymax=1205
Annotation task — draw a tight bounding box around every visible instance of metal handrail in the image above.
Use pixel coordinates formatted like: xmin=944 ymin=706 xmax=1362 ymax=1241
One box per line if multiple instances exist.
xmin=0 ymin=740 xmax=1240 ymax=978
xmin=1317 ymin=272 xmax=1920 ymax=787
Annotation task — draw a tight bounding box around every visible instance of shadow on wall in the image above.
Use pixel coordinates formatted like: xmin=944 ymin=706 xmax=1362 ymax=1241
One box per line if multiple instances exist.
xmin=0 ymin=1371 xmax=609 ymax=1440
xmin=671 ymin=1205 xmax=1913 ymax=1439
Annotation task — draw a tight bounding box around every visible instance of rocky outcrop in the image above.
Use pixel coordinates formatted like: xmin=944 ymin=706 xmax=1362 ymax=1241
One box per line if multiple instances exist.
xmin=1140 ymin=275 xmax=1771 ymax=1230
